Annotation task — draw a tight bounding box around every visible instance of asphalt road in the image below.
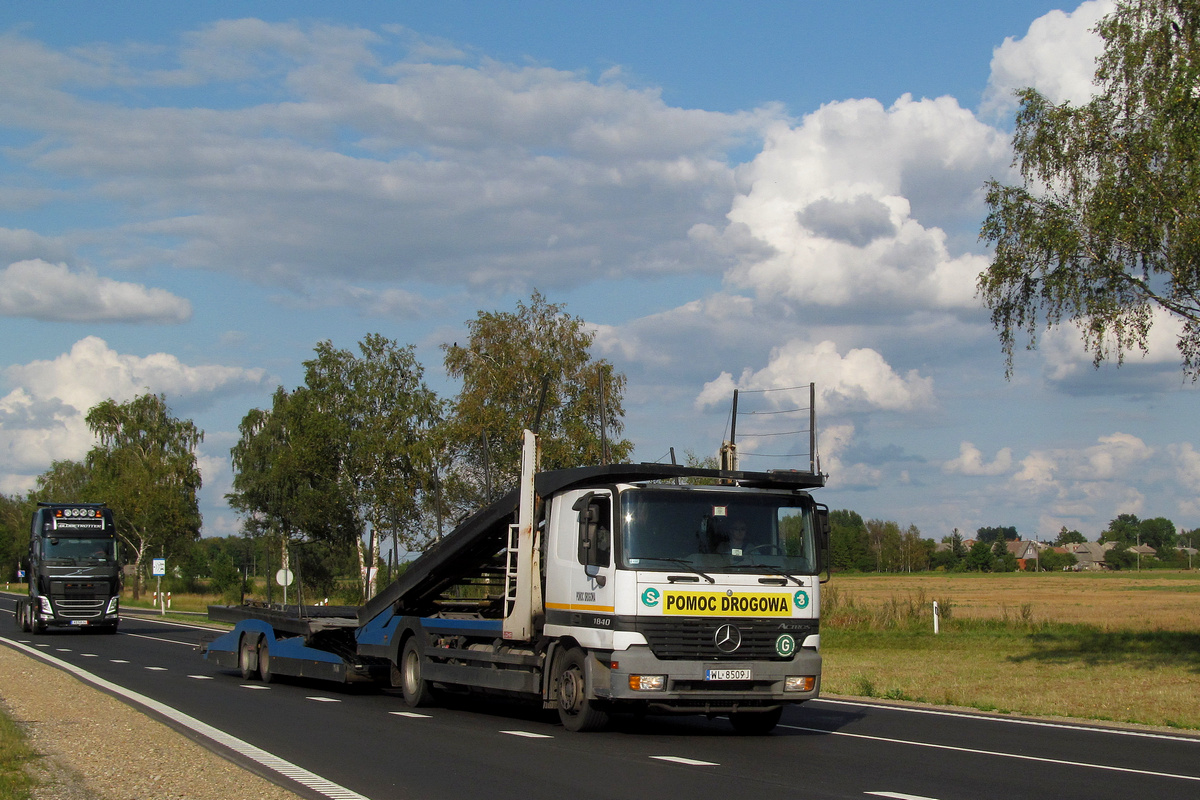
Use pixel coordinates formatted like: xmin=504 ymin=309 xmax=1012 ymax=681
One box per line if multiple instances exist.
xmin=3 ymin=601 xmax=1199 ymax=800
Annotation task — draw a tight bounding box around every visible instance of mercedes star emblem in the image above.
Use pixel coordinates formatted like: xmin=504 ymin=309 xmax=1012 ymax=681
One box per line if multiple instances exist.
xmin=714 ymin=623 xmax=742 ymax=653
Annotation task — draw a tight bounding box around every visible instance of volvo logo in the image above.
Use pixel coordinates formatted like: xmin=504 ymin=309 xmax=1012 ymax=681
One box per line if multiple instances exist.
xmin=714 ymin=623 xmax=742 ymax=653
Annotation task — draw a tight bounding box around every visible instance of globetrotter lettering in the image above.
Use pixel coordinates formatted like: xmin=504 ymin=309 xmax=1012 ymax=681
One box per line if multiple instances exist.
xmin=661 ymin=591 xmax=792 ymax=617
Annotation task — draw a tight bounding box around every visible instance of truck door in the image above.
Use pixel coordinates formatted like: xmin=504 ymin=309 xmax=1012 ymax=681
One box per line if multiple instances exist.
xmin=569 ymin=491 xmax=615 ymax=638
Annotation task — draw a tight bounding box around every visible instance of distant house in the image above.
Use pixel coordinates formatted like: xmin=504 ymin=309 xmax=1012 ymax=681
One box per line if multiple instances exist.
xmin=1069 ymin=542 xmax=1109 ymax=570
xmin=1006 ymin=539 xmax=1040 ymax=570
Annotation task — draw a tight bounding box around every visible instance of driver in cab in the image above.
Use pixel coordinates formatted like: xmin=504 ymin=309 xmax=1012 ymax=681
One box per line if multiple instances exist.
xmin=722 ymin=519 xmax=749 ymax=557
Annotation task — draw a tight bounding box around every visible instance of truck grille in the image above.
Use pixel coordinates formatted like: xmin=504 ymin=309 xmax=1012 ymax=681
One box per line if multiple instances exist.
xmin=634 ymin=618 xmax=816 ymax=660
xmin=51 ymin=581 xmax=112 ymax=619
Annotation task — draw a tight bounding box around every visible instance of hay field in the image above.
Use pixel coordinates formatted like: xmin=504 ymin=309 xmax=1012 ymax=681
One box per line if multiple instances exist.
xmin=826 ymin=570 xmax=1200 ymax=631
xmin=819 ymin=571 xmax=1200 ymax=730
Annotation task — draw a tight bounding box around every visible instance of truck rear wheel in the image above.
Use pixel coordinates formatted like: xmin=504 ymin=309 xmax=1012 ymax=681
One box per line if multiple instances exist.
xmin=257 ymin=639 xmax=275 ymax=684
xmin=398 ymin=637 xmax=437 ymax=707
xmin=556 ymin=648 xmax=609 ymax=732
xmin=729 ymin=706 xmax=783 ymax=735
xmin=238 ymin=634 xmax=259 ymax=680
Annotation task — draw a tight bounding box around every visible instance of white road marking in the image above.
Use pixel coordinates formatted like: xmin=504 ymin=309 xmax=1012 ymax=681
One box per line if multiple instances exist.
xmin=241 ymin=684 xmax=270 ymax=690
xmin=785 ymin=724 xmax=1200 ymax=784
xmin=56 ymin=648 xmax=71 ymax=652
xmin=501 ymin=730 xmax=552 ymax=739
xmin=188 ymin=675 xmax=214 ymax=680
xmin=3 ymin=639 xmax=370 ymax=800
xmin=81 ymin=653 xmax=97 ymax=658
xmin=145 ymin=666 xmax=167 ymax=671
xmin=389 ymin=711 xmax=430 ymax=718
xmin=651 ymin=756 xmax=719 ymax=766
xmin=124 ymin=631 xmax=196 ymax=647
xmin=867 ymin=793 xmax=940 ymax=800
xmin=819 ymin=699 xmax=1200 ymax=744
xmin=110 ymin=659 xmax=129 ymax=663
xmin=307 ymin=696 xmax=340 ymax=703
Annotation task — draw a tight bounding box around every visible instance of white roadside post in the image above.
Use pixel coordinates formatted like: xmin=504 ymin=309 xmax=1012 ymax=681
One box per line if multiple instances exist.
xmin=152 ymin=558 xmax=167 ymax=615
xmin=933 ymin=600 xmax=940 ymax=634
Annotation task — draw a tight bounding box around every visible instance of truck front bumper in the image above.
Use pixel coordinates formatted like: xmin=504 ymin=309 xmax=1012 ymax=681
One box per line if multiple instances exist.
xmin=600 ymin=644 xmax=821 ymax=712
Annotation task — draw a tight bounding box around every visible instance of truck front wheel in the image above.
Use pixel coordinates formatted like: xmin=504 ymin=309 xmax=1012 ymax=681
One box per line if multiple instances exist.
xmin=398 ymin=637 xmax=437 ymax=707
xmin=556 ymin=648 xmax=609 ymax=732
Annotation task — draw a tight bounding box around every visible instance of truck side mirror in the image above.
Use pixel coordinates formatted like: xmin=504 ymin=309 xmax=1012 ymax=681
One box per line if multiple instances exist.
xmin=815 ymin=503 xmax=832 ymax=582
xmin=574 ymin=492 xmax=610 ymax=571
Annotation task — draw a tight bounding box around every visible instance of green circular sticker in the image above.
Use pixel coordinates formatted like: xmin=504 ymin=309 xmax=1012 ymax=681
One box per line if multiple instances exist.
xmin=793 ymin=590 xmax=810 ymax=610
xmin=641 ymin=587 xmax=661 ymax=607
xmin=775 ymin=634 xmax=796 ymax=657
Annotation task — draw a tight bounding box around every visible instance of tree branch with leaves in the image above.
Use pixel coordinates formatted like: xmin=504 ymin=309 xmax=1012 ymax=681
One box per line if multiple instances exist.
xmin=980 ymin=0 xmax=1200 ymax=378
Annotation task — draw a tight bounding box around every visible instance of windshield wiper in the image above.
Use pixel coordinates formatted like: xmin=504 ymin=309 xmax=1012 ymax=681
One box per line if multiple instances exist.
xmin=638 ymin=557 xmax=715 ymax=584
xmin=734 ymin=562 xmax=806 ymax=586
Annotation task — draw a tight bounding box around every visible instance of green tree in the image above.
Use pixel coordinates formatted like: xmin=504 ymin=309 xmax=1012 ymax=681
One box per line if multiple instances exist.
xmin=1054 ymin=526 xmax=1087 ymax=546
xmin=932 ymin=529 xmax=968 ymax=571
xmin=1100 ymin=513 xmax=1142 ymax=545
xmin=85 ymin=393 xmax=204 ymax=599
xmin=303 ymin=335 xmax=443 ymax=598
xmin=866 ymin=519 xmax=904 ymax=572
xmin=991 ymin=537 xmax=1018 ymax=572
xmin=0 ymin=493 xmax=31 ymax=582
xmin=1138 ymin=516 xmax=1178 ymax=549
xmin=829 ymin=509 xmax=872 ymax=572
xmin=976 ymin=525 xmax=1018 ymax=543
xmin=980 ymin=0 xmax=1200 ymax=378
xmin=443 ymin=291 xmax=633 ymax=498
xmin=1040 ymin=549 xmax=1079 ymax=571
xmin=228 ymin=385 xmax=358 ymax=595
xmin=33 ymin=460 xmax=93 ymax=501
xmin=967 ymin=539 xmax=995 ymax=572
xmin=1107 ymin=541 xmax=1138 ymax=570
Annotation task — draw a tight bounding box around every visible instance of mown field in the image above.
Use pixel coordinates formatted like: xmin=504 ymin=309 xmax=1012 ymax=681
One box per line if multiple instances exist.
xmin=819 ymin=571 xmax=1200 ymax=730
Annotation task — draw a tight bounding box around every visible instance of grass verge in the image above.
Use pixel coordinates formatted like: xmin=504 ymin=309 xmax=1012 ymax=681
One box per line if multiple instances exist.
xmin=0 ymin=707 xmax=36 ymax=800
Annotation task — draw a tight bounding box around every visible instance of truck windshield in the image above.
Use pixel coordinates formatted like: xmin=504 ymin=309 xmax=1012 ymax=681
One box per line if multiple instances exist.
xmin=618 ymin=487 xmax=817 ymax=575
xmin=42 ymin=537 xmax=114 ymax=562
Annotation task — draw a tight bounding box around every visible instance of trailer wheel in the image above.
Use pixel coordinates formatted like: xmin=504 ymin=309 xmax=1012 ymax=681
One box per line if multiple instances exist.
xmin=398 ymin=637 xmax=437 ymax=707
xmin=257 ymin=639 xmax=275 ymax=684
xmin=238 ymin=634 xmax=259 ymax=680
xmin=556 ymin=648 xmax=609 ymax=732
xmin=729 ymin=706 xmax=783 ymax=735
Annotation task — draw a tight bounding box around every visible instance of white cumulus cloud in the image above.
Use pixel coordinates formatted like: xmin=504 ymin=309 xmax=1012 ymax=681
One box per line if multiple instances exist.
xmin=720 ymin=94 xmax=1009 ymax=314
xmin=0 ymin=337 xmax=269 ymax=493
xmin=944 ymin=441 xmax=1014 ymax=476
xmin=0 ymin=260 xmax=192 ymax=323
xmin=696 ymin=339 xmax=934 ymax=415
xmin=983 ymin=0 xmax=1115 ymax=116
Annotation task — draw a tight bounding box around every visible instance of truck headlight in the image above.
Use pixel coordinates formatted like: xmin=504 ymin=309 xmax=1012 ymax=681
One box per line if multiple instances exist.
xmin=628 ymin=674 xmax=666 ymax=691
xmin=105 ymin=596 xmax=119 ymax=615
xmin=38 ymin=596 xmax=53 ymax=615
xmin=785 ymin=676 xmax=815 ymax=692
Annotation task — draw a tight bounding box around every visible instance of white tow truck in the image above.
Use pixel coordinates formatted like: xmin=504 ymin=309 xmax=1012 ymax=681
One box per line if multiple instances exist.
xmin=204 ymin=428 xmax=829 ymax=733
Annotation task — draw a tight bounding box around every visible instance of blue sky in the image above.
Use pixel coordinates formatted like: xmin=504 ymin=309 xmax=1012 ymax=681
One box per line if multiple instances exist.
xmin=2 ymin=1 xmax=1197 ymax=544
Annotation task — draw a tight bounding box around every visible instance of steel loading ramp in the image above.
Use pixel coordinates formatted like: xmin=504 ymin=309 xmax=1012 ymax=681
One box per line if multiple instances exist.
xmin=356 ymin=462 xmax=824 ymax=626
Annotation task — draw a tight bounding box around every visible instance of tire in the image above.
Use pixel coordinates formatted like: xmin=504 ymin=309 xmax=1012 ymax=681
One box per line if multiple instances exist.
xmin=238 ymin=634 xmax=259 ymax=680
xmin=17 ymin=602 xmax=31 ymax=633
xmin=555 ymin=648 xmax=609 ymax=732
xmin=257 ymin=639 xmax=275 ymax=684
xmin=729 ymin=706 xmax=783 ymax=735
xmin=398 ymin=636 xmax=437 ymax=707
